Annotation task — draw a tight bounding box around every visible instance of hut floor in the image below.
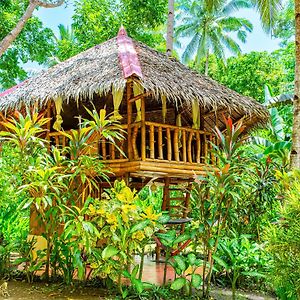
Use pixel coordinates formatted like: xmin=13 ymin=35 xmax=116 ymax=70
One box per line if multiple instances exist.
xmin=104 ymin=159 xmax=211 ymax=179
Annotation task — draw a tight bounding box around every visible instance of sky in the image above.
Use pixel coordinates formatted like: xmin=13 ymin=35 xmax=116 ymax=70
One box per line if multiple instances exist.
xmin=27 ymin=1 xmax=282 ymax=72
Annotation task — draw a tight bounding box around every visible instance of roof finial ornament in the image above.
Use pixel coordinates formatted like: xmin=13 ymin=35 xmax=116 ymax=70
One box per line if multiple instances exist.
xmin=116 ymin=25 xmax=143 ymax=79
xmin=118 ymin=26 xmax=127 ymax=37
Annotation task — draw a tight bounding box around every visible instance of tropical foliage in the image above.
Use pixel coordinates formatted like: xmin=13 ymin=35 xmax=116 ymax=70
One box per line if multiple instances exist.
xmin=0 ymin=0 xmax=55 ymax=89
xmin=265 ymin=170 xmax=300 ymax=299
xmin=1 ymin=0 xmax=300 ymax=299
xmin=214 ymin=233 xmax=268 ymax=299
xmin=175 ymin=0 xmax=253 ymax=73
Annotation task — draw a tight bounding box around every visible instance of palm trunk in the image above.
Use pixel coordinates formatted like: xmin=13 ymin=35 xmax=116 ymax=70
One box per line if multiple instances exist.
xmin=166 ymin=0 xmax=175 ymax=57
xmin=205 ymin=50 xmax=209 ymax=76
xmin=0 ymin=0 xmax=64 ymax=58
xmin=291 ymin=0 xmax=300 ymax=168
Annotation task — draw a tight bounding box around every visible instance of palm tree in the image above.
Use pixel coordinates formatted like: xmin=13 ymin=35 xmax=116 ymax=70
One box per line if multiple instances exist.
xmin=291 ymin=0 xmax=300 ymax=168
xmin=249 ymin=0 xmax=282 ymax=33
xmin=47 ymin=24 xmax=78 ymax=66
xmin=235 ymin=0 xmax=300 ymax=169
xmin=166 ymin=0 xmax=175 ymax=57
xmin=251 ymin=0 xmax=300 ymax=169
xmin=175 ymin=0 xmax=253 ymax=75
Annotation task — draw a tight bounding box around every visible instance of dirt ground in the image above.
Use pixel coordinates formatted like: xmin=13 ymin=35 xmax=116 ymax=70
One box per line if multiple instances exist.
xmin=1 ymin=281 xmax=108 ymax=300
xmin=211 ymin=287 xmax=275 ymax=300
xmin=0 ymin=280 xmax=275 ymax=300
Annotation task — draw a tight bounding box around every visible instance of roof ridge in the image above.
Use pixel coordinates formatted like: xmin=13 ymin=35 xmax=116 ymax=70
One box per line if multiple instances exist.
xmin=116 ymin=27 xmax=143 ymax=79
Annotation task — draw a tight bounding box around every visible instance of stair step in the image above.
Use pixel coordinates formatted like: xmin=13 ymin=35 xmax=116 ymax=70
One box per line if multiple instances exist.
xmin=169 ymin=197 xmax=186 ymax=201
xmin=169 ymin=178 xmax=192 ymax=182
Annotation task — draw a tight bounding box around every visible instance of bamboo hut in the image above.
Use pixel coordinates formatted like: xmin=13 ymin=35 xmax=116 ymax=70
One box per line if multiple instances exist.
xmin=0 ymin=27 xmax=268 ymax=229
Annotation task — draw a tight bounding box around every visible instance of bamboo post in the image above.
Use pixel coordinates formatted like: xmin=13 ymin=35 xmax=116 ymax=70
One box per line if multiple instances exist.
xmin=127 ymin=82 xmax=133 ymax=160
xmin=149 ymin=124 xmax=155 ymax=159
xmin=111 ymin=143 xmax=116 ymax=160
xmin=196 ymin=132 xmax=201 ymax=163
xmin=182 ymin=130 xmax=187 ymax=162
xmin=62 ymin=135 xmax=66 ymax=148
xmin=132 ymin=124 xmax=140 ymax=160
xmin=174 ymin=128 xmax=179 ymax=161
xmin=162 ymin=177 xmax=170 ymax=211
xmin=166 ymin=128 xmax=172 ymax=161
xmin=46 ymin=101 xmax=51 ymax=151
xmin=54 ymin=136 xmax=59 ymax=147
xmin=119 ymin=140 xmax=124 ymax=159
xmin=214 ymin=135 xmax=219 ymax=164
xmin=101 ymin=138 xmax=107 ymax=160
xmin=158 ymin=126 xmax=163 ymax=159
xmin=141 ymin=96 xmax=146 ymax=161
xmin=187 ymin=132 xmax=193 ymax=163
xmin=200 ymin=107 xmax=205 ymax=163
xmin=204 ymin=134 xmax=208 ymax=164
xmin=210 ymin=135 xmax=215 ymax=164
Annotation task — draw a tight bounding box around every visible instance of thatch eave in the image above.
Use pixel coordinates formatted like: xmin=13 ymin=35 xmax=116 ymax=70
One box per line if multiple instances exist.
xmin=0 ymin=35 xmax=269 ymax=129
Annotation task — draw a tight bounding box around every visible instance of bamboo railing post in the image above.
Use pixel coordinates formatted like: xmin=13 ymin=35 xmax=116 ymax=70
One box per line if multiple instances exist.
xmin=149 ymin=124 xmax=155 ymax=159
xmin=187 ymin=132 xmax=193 ymax=163
xmin=196 ymin=132 xmax=201 ymax=163
xmin=158 ymin=126 xmax=163 ymax=159
xmin=182 ymin=130 xmax=187 ymax=162
xmin=166 ymin=128 xmax=172 ymax=161
xmin=127 ymin=82 xmax=133 ymax=160
xmin=174 ymin=128 xmax=179 ymax=161
xmin=141 ymin=96 xmax=146 ymax=161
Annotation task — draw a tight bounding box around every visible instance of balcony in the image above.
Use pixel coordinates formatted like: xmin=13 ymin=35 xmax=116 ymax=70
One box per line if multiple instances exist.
xmin=49 ymin=121 xmax=217 ymax=179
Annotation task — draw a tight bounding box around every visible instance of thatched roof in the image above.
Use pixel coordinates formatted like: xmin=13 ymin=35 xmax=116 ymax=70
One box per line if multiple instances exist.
xmin=0 ymin=28 xmax=268 ymax=129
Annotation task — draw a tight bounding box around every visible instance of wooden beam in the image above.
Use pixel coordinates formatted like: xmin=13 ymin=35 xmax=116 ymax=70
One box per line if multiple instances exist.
xmin=200 ymin=107 xmax=205 ymax=163
xmin=46 ymin=100 xmax=51 ymax=151
xmin=127 ymin=82 xmax=133 ymax=160
xmin=204 ymin=108 xmax=227 ymax=118
xmin=129 ymin=92 xmax=150 ymax=103
xmin=141 ymin=95 xmax=146 ymax=161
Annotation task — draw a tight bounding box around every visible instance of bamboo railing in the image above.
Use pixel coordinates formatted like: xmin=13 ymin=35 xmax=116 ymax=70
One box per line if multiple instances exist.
xmin=129 ymin=121 xmax=216 ymax=165
xmin=49 ymin=122 xmax=216 ymax=165
xmin=49 ymin=131 xmax=68 ymax=148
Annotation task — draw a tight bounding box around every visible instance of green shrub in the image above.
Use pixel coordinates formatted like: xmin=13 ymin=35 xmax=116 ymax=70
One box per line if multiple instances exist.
xmin=265 ymin=170 xmax=300 ymax=299
xmin=214 ymin=232 xmax=269 ymax=299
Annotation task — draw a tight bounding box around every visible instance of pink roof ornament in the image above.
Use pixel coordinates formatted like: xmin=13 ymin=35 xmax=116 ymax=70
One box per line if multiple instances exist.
xmin=0 ymin=80 xmax=27 ymax=97
xmin=117 ymin=26 xmax=143 ymax=79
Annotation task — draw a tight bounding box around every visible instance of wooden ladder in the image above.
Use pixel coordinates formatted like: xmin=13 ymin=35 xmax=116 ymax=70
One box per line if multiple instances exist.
xmin=155 ymin=178 xmax=192 ymax=261
xmin=161 ymin=178 xmax=192 ymax=233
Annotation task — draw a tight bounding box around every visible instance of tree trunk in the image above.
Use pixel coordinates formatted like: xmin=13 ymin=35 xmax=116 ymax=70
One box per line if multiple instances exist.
xmin=0 ymin=0 xmax=64 ymax=58
xmin=291 ymin=0 xmax=300 ymax=168
xmin=205 ymin=50 xmax=209 ymax=76
xmin=166 ymin=0 xmax=175 ymax=57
